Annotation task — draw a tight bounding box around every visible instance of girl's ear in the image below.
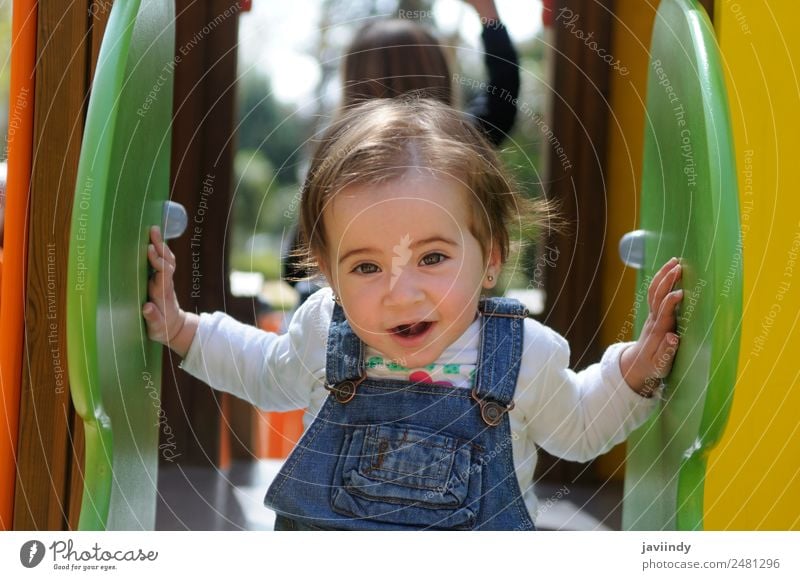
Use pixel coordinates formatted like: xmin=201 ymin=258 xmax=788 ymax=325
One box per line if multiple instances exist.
xmin=483 ymin=243 xmax=502 ymax=290
xmin=317 ymin=255 xmax=337 ymax=294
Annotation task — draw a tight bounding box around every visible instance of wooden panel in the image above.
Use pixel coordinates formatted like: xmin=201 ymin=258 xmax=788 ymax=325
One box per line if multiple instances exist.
xmin=543 ymin=0 xmax=614 ymax=370
xmin=538 ymin=0 xmax=615 ymax=485
xmin=162 ymin=0 xmax=242 ymax=466
xmin=14 ymin=0 xmax=91 ymax=530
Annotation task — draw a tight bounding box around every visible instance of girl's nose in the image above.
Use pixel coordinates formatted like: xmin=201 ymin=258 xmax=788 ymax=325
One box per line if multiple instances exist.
xmin=383 ymin=270 xmax=425 ymax=307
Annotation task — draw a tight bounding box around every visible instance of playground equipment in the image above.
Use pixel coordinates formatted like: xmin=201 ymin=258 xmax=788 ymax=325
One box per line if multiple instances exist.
xmin=620 ymin=0 xmax=742 ymax=530
xmin=2 ymin=0 xmax=796 ymax=532
xmin=66 ymin=0 xmax=179 ymax=530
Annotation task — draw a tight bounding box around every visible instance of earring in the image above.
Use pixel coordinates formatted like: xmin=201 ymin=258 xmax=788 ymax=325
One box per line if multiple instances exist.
xmin=487 ymin=275 xmax=494 ymax=282
xmin=332 ymin=292 xmax=341 ymax=304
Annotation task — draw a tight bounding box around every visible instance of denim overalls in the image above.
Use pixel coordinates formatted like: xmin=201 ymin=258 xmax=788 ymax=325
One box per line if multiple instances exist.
xmin=265 ymin=297 xmax=536 ymax=531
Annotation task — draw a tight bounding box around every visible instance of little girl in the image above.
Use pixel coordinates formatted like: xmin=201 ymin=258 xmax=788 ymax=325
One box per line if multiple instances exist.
xmin=143 ymin=98 xmax=683 ymax=531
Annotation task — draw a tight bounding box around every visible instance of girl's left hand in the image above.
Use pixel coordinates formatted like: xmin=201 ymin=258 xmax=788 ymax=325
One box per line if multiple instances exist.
xmin=620 ymin=258 xmax=683 ymax=397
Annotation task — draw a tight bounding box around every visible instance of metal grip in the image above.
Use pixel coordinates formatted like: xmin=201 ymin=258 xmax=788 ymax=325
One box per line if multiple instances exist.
xmin=162 ymin=201 xmax=188 ymax=240
xmin=619 ymin=229 xmax=647 ymax=269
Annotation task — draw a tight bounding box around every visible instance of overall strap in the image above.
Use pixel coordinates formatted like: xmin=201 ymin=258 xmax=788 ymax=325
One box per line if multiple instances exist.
xmin=325 ymin=302 xmax=364 ymax=386
xmin=474 ymin=297 xmax=529 ymax=408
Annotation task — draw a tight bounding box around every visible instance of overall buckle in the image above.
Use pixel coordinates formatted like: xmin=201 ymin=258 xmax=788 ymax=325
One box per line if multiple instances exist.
xmin=326 ymin=374 xmax=366 ymax=404
xmin=471 ymin=388 xmax=515 ymax=427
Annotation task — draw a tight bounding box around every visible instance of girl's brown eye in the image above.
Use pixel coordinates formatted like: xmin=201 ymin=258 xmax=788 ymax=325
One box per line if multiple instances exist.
xmin=420 ymin=253 xmax=446 ymax=266
xmin=353 ymin=263 xmax=380 ymax=275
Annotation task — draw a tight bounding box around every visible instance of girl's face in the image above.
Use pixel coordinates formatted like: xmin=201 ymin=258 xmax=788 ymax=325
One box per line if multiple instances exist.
xmin=320 ymin=174 xmax=501 ymax=369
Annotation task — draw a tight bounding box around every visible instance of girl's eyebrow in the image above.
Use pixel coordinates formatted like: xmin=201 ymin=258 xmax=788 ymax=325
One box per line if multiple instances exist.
xmin=337 ymin=247 xmax=377 ymax=266
xmin=414 ymin=235 xmax=459 ymax=249
xmin=338 ymin=236 xmax=458 ymax=265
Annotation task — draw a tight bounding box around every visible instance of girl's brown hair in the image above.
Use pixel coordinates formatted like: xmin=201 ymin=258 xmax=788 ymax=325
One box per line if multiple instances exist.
xmin=341 ymin=19 xmax=453 ymax=108
xmin=296 ymin=98 xmax=550 ymax=279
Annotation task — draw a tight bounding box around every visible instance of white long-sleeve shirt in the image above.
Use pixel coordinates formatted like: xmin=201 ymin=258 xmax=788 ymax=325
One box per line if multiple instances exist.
xmin=180 ymin=286 xmax=658 ymax=521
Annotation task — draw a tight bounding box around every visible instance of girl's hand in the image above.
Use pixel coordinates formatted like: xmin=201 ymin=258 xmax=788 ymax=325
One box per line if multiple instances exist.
xmin=142 ymin=226 xmax=198 ymax=357
xmin=620 ymin=258 xmax=683 ymax=397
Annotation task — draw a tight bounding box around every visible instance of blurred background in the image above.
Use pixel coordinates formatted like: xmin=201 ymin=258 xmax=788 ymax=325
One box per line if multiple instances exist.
xmin=230 ymin=0 xmax=548 ymax=300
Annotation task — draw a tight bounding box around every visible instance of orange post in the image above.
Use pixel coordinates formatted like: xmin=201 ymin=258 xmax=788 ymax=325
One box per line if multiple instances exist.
xmin=0 ymin=0 xmax=38 ymax=530
xmin=262 ymin=409 xmax=305 ymax=459
xmin=256 ymin=309 xmax=305 ymax=459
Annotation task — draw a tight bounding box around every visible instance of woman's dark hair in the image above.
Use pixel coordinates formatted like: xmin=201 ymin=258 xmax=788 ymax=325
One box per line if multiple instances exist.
xmin=341 ymin=19 xmax=453 ymax=108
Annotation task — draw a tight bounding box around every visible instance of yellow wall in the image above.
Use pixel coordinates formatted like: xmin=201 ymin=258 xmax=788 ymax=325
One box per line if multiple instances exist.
xmin=704 ymin=0 xmax=800 ymax=530
xmin=595 ymin=4 xmax=656 ymax=480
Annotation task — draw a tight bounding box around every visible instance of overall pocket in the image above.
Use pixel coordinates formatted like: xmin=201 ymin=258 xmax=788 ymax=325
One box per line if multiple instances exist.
xmin=331 ymin=423 xmax=482 ymax=529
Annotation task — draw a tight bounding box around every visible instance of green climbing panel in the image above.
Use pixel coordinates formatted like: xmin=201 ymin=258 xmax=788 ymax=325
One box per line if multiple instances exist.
xmin=67 ymin=0 xmax=174 ymax=530
xmin=622 ymin=0 xmax=742 ymax=531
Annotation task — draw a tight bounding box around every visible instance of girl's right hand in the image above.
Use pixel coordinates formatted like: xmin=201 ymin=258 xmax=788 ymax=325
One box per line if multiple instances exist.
xmin=142 ymin=225 xmax=198 ymax=357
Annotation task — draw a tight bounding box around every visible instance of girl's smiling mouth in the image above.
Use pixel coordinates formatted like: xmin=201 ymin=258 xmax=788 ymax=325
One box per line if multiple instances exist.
xmin=389 ymin=321 xmax=435 ymax=344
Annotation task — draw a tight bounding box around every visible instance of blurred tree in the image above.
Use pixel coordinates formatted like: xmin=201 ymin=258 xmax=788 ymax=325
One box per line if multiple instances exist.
xmin=233 ymin=148 xmax=273 ymax=234
xmin=236 ymin=68 xmax=308 ymax=186
xmin=233 ymin=68 xmax=310 ymax=279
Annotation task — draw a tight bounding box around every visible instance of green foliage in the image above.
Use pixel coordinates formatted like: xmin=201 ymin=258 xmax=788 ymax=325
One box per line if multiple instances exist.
xmin=231 ymin=148 xmax=302 ymax=278
xmin=236 ymin=69 xmax=309 ymax=186
xmin=233 ymin=148 xmax=273 ymax=233
xmin=229 ymin=247 xmax=282 ymax=280
xmin=232 ymin=69 xmax=309 ymax=278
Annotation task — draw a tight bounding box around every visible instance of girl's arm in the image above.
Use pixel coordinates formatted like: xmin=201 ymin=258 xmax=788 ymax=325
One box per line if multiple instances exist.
xmin=522 ymin=331 xmax=660 ymax=462
xmin=142 ymin=226 xmax=329 ymax=411
xmin=179 ymin=300 xmax=329 ymax=412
